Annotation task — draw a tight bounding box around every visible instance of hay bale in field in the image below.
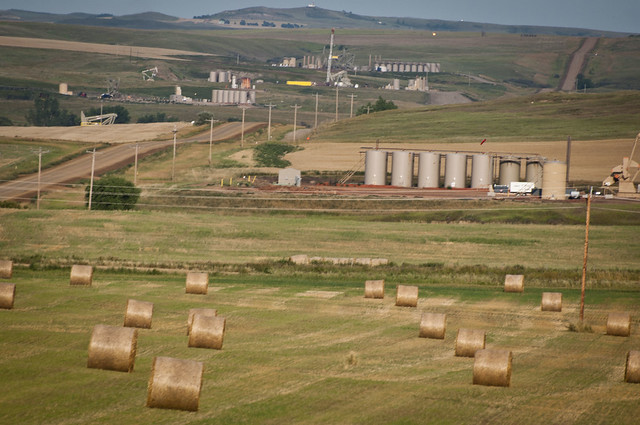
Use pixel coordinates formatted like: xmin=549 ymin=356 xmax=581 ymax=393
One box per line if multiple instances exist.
xmin=185 ymin=271 xmax=208 ymax=295
xmin=607 ymin=312 xmax=631 ymax=337
xmin=625 ymin=351 xmax=640 ymax=383
xmin=473 ymin=349 xmax=512 ymax=387
xmin=188 ymin=315 xmax=226 ymax=350
xmin=419 ymin=312 xmax=446 ymax=339
xmin=123 ymin=299 xmax=154 ymax=329
xmin=364 ymin=280 xmax=384 ymax=299
xmin=70 ymin=265 xmax=93 ymax=286
xmin=0 ymin=283 xmax=16 ymax=309
xmin=333 ymin=257 xmax=354 ymax=265
xmin=541 ymin=292 xmax=563 ymax=312
xmin=309 ymin=256 xmax=325 ymax=263
xmin=290 ymin=254 xmax=309 ymax=265
xmin=146 ymin=356 xmax=204 ymax=411
xmin=355 ymin=258 xmax=372 ymax=266
xmin=395 ymin=285 xmax=418 ymax=307
xmin=0 ymin=260 xmax=13 ymax=279
xmin=455 ymin=328 xmax=486 ymax=357
xmin=187 ymin=308 xmax=217 ymax=335
xmin=504 ymin=274 xmax=524 ymax=293
xmin=371 ymin=258 xmax=389 ymax=266
xmin=87 ymin=324 xmax=137 ymax=373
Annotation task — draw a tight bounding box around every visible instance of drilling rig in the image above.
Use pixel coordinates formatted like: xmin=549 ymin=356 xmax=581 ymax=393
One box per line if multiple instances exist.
xmin=325 ymin=28 xmax=335 ymax=84
xmin=603 ymin=132 xmax=640 ymax=196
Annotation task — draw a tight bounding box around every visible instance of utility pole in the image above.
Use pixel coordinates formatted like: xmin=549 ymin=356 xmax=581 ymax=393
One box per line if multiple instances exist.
xmin=87 ymin=148 xmax=97 ymax=211
xmin=34 ymin=147 xmax=49 ymax=210
xmin=292 ymin=104 xmax=301 ymax=144
xmin=579 ymin=187 xmax=593 ymax=322
xmin=240 ymin=106 xmax=247 ymax=148
xmin=171 ymin=125 xmax=177 ymax=181
xmin=206 ymin=118 xmax=214 ymax=166
xmin=348 ymin=94 xmax=357 ymax=118
xmin=266 ymin=103 xmax=276 ymax=141
xmin=335 ymin=85 xmax=339 ymax=122
xmin=133 ymin=143 xmax=139 ymax=186
xmin=314 ymin=93 xmax=319 ymax=129
xmin=565 ymin=136 xmax=572 ymax=186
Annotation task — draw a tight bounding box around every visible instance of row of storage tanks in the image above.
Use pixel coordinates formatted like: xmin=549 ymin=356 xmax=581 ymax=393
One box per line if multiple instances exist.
xmin=211 ymin=89 xmax=256 ymax=105
xmin=363 ymin=150 xmax=567 ymax=199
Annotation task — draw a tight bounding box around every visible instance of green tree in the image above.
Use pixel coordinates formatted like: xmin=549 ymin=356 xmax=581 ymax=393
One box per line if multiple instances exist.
xmin=194 ymin=111 xmax=214 ymax=126
xmin=26 ymin=96 xmax=79 ymax=126
xmin=356 ymin=96 xmax=397 ymax=116
xmin=86 ymin=105 xmax=130 ymax=124
xmin=85 ymin=176 xmax=140 ymax=210
xmin=0 ymin=116 xmax=12 ymax=126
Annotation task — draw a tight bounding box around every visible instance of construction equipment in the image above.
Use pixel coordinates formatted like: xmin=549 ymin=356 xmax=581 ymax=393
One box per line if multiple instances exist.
xmin=603 ymin=132 xmax=640 ymax=195
xmin=142 ymin=67 xmax=158 ymax=81
xmin=329 ymin=70 xmax=353 ymax=87
xmin=81 ymin=111 xmax=118 ymax=126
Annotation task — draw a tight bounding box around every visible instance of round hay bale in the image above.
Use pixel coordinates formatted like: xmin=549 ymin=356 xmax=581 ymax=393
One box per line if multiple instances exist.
xmin=70 ymin=265 xmax=93 ymax=286
xmin=541 ymin=292 xmax=563 ymax=312
xmin=0 ymin=282 xmax=16 ymax=309
xmin=625 ymin=350 xmax=640 ymax=383
xmin=188 ymin=315 xmax=226 ymax=350
xmin=395 ymin=285 xmax=418 ymax=307
xmin=87 ymin=324 xmax=137 ymax=373
xmin=0 ymin=260 xmax=13 ymax=279
xmin=504 ymin=274 xmax=524 ymax=293
xmin=146 ymin=356 xmax=204 ymax=411
xmin=185 ymin=271 xmax=208 ymax=295
xmin=455 ymin=328 xmax=486 ymax=357
xmin=355 ymin=258 xmax=372 ymax=266
xmin=290 ymin=254 xmax=309 ymax=265
xmin=187 ymin=308 xmax=217 ymax=335
xmin=473 ymin=349 xmax=512 ymax=387
xmin=123 ymin=299 xmax=154 ymax=329
xmin=607 ymin=312 xmax=631 ymax=337
xmin=371 ymin=258 xmax=389 ymax=266
xmin=419 ymin=312 xmax=446 ymax=339
xmin=364 ymin=280 xmax=384 ymax=299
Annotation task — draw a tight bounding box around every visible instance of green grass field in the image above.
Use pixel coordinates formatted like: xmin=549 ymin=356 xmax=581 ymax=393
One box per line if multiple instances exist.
xmin=1 ymin=266 xmax=639 ymax=424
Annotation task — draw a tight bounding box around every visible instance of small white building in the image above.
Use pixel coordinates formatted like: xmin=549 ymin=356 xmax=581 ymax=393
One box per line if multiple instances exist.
xmin=278 ymin=168 xmax=301 ymax=187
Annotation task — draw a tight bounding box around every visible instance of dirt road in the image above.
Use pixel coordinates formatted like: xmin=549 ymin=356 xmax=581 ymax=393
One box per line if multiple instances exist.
xmin=0 ymin=122 xmax=264 ymax=202
xmin=559 ymin=37 xmax=598 ymax=91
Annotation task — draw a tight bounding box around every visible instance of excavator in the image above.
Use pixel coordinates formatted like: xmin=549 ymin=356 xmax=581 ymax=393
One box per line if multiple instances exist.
xmin=603 ymin=132 xmax=640 ymax=196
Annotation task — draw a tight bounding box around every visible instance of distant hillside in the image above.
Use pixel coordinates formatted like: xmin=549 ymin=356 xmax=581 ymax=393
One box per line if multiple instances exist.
xmin=0 ymin=7 xmax=631 ymax=36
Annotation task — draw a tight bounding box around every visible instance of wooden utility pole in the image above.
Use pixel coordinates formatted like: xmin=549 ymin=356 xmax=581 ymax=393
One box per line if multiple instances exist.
xmin=292 ymin=104 xmax=301 ymax=144
xmin=565 ymin=136 xmax=572 ymax=186
xmin=335 ymin=86 xmax=339 ymax=122
xmin=87 ymin=148 xmax=97 ymax=210
xmin=133 ymin=144 xmax=139 ymax=185
xmin=348 ymin=94 xmax=357 ymax=118
xmin=266 ymin=103 xmax=276 ymax=141
xmin=579 ymin=187 xmax=593 ymax=322
xmin=34 ymin=147 xmax=49 ymax=210
xmin=314 ymin=93 xmax=319 ymax=129
xmin=206 ymin=118 xmax=214 ymax=165
xmin=240 ymin=106 xmax=248 ymax=148
xmin=171 ymin=125 xmax=177 ymax=181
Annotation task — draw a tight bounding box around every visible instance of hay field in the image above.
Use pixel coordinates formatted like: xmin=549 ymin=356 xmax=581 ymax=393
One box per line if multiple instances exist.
xmin=1 ymin=268 xmax=639 ymax=424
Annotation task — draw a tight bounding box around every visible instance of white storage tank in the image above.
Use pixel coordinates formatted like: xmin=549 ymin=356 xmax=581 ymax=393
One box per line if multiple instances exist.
xmin=222 ymin=90 xmax=230 ymax=104
xmin=542 ymin=161 xmax=567 ymax=200
xmin=364 ymin=150 xmax=388 ymax=185
xmin=249 ymin=90 xmax=256 ymax=104
xmin=417 ymin=152 xmax=440 ymax=188
xmin=239 ymin=90 xmax=249 ymax=104
xmin=444 ymin=153 xmax=466 ymax=188
xmin=391 ymin=151 xmax=413 ymax=187
xmin=471 ymin=154 xmax=492 ymax=188
xmin=499 ymin=156 xmax=521 ymax=186
xmin=526 ymin=159 xmax=544 ymax=188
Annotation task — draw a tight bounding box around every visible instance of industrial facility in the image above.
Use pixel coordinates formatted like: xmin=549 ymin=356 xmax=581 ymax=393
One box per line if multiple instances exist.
xmin=362 ymin=148 xmax=567 ymax=199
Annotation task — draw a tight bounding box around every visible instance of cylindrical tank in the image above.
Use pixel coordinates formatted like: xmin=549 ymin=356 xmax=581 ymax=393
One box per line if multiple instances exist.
xmin=525 ymin=159 xmax=544 ymax=188
xmin=392 ymin=63 xmax=399 ymax=72
xmin=216 ymin=90 xmax=223 ymax=104
xmin=542 ymin=161 xmax=567 ymax=200
xmin=222 ymin=90 xmax=230 ymax=104
xmin=444 ymin=153 xmax=467 ymax=188
xmin=499 ymin=156 xmax=521 ymax=186
xmin=364 ymin=150 xmax=388 ymax=185
xmin=411 ymin=64 xmax=418 ymax=73
xmin=393 ymin=79 xmax=400 ymax=90
xmin=209 ymin=71 xmax=217 ymax=82
xmin=471 ymin=154 xmax=492 ymax=188
xmin=239 ymin=90 xmax=248 ymax=104
xmin=417 ymin=152 xmax=440 ymax=188
xmin=391 ymin=151 xmax=412 ymax=187
xmin=175 ymin=86 xmax=182 ymax=96
xmin=249 ymin=90 xmax=256 ymax=104
xmin=217 ymin=70 xmax=228 ymax=83
xmin=232 ymin=90 xmax=240 ymax=104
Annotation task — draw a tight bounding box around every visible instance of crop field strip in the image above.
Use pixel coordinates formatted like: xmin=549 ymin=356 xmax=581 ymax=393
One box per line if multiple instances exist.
xmin=1 ymin=267 xmax=639 ymax=423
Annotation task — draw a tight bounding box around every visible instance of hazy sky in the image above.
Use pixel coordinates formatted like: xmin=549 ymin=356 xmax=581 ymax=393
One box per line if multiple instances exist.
xmin=2 ymin=0 xmax=639 ymax=33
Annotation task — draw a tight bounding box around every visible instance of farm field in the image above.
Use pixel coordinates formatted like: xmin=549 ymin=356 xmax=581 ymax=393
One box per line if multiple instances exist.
xmin=1 ymin=267 xmax=639 ymax=424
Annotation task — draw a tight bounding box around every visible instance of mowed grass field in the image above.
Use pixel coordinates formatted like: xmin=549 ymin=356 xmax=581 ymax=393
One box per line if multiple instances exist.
xmin=1 ymin=265 xmax=639 ymax=425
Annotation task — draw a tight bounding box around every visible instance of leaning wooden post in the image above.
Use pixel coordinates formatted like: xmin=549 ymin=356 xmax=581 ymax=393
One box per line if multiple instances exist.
xmin=579 ymin=187 xmax=593 ymax=322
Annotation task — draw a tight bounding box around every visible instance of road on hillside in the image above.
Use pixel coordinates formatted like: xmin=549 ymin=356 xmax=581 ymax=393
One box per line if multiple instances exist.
xmin=0 ymin=122 xmax=265 ymax=202
xmin=559 ymin=37 xmax=598 ymax=91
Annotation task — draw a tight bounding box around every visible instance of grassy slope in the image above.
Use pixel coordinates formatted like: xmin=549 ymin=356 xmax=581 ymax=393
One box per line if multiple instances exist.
xmin=1 ymin=268 xmax=639 ymax=424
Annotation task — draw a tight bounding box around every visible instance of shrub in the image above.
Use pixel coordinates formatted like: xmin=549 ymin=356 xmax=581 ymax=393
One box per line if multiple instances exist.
xmin=26 ymin=95 xmax=79 ymax=126
xmin=85 ymin=176 xmax=140 ymax=210
xmin=254 ymin=143 xmax=299 ymax=168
